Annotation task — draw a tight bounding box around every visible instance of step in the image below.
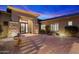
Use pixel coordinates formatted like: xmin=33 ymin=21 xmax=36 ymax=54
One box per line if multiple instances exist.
xmin=35 ymin=41 xmax=42 ymax=45
xmin=28 ymin=50 xmax=37 ymax=54
xmin=21 ymin=40 xmax=31 ymax=44
xmin=19 ymin=42 xmax=32 ymax=47
xmin=34 ymin=39 xmax=42 ymax=42
xmin=39 ymin=45 xmax=47 ymax=50
xmin=21 ymin=47 xmax=36 ymax=54
xmin=20 ymin=44 xmax=34 ymax=50
xmin=37 ymin=44 xmax=43 ymax=47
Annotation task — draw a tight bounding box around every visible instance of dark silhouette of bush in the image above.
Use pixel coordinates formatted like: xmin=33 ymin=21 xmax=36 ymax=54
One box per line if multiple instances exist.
xmin=0 ymin=25 xmax=3 ymax=34
xmin=45 ymin=25 xmax=50 ymax=34
xmin=65 ymin=26 xmax=79 ymax=36
xmin=40 ymin=30 xmax=46 ymax=34
xmin=45 ymin=25 xmax=52 ymax=35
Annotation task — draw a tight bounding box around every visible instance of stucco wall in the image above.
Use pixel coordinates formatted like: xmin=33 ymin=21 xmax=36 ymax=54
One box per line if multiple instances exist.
xmin=40 ymin=14 xmax=79 ymax=31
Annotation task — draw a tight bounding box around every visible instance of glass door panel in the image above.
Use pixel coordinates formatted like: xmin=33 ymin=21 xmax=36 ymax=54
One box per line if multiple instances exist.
xmin=20 ymin=23 xmax=28 ymax=34
xmin=21 ymin=23 xmax=26 ymax=34
xmin=26 ymin=24 xmax=28 ymax=33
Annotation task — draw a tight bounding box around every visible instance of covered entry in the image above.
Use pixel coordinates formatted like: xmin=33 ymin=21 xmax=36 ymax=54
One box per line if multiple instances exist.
xmin=20 ymin=23 xmax=28 ymax=34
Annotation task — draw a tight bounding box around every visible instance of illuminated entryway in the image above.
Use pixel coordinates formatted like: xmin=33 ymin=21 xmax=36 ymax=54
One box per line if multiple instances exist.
xmin=20 ymin=17 xmax=28 ymax=34
xmin=20 ymin=23 xmax=28 ymax=34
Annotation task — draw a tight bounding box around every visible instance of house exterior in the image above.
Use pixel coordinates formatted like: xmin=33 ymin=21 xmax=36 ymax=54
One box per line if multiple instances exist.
xmin=0 ymin=6 xmax=79 ymax=39
xmin=40 ymin=13 xmax=79 ymax=33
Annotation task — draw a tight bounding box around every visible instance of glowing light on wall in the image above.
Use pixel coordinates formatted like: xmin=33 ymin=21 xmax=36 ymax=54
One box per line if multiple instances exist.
xmin=41 ymin=24 xmax=46 ymax=30
xmin=68 ymin=21 xmax=73 ymax=26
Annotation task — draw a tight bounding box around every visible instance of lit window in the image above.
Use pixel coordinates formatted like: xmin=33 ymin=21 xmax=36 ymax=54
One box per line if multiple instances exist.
xmin=68 ymin=21 xmax=72 ymax=26
xmin=50 ymin=24 xmax=54 ymax=31
xmin=50 ymin=23 xmax=59 ymax=31
xmin=54 ymin=24 xmax=57 ymax=31
xmin=26 ymin=24 xmax=28 ymax=33
xmin=41 ymin=24 xmax=46 ymax=30
xmin=56 ymin=23 xmax=59 ymax=31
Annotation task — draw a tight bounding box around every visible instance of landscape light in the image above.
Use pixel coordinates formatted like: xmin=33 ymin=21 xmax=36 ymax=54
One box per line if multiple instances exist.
xmin=59 ymin=33 xmax=66 ymax=37
xmin=56 ymin=32 xmax=66 ymax=37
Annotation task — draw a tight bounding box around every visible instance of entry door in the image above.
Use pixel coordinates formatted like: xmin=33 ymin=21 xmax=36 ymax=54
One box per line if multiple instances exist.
xmin=20 ymin=23 xmax=28 ymax=34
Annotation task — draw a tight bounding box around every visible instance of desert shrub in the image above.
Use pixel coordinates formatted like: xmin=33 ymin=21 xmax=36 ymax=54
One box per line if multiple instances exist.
xmin=65 ymin=26 xmax=79 ymax=36
xmin=45 ymin=25 xmax=54 ymax=35
xmin=45 ymin=25 xmax=50 ymax=34
xmin=47 ymin=32 xmax=52 ymax=35
xmin=40 ymin=30 xmax=46 ymax=34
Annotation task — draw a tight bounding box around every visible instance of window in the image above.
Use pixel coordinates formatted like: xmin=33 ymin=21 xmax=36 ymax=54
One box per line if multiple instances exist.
xmin=25 ymin=24 xmax=28 ymax=33
xmin=20 ymin=19 xmax=28 ymax=23
xmin=41 ymin=24 xmax=46 ymax=30
xmin=54 ymin=24 xmax=57 ymax=31
xmin=21 ymin=23 xmax=26 ymax=33
xmin=50 ymin=23 xmax=59 ymax=31
xmin=50 ymin=24 xmax=53 ymax=31
xmin=56 ymin=23 xmax=59 ymax=31
xmin=68 ymin=21 xmax=72 ymax=26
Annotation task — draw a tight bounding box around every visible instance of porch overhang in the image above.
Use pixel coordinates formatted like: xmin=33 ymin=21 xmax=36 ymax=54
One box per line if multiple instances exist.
xmin=8 ymin=6 xmax=40 ymax=18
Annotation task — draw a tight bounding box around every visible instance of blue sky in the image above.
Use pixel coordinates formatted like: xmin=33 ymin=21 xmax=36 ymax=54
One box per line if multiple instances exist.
xmin=0 ymin=5 xmax=79 ymax=20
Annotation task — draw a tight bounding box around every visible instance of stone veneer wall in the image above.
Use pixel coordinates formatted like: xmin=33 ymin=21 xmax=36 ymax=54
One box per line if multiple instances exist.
xmin=8 ymin=21 xmax=20 ymax=37
xmin=0 ymin=11 xmax=11 ymax=39
xmin=0 ymin=21 xmax=8 ymax=39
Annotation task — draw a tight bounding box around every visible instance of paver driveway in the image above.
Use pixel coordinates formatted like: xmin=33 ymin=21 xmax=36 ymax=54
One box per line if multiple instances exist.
xmin=0 ymin=34 xmax=79 ymax=54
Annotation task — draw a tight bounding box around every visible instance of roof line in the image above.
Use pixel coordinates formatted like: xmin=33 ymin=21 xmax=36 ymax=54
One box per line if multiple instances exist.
xmin=40 ymin=12 xmax=79 ymax=21
xmin=8 ymin=6 xmax=40 ymax=17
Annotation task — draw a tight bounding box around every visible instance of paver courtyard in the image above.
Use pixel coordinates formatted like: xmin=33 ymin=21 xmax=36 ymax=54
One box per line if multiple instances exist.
xmin=0 ymin=34 xmax=79 ymax=54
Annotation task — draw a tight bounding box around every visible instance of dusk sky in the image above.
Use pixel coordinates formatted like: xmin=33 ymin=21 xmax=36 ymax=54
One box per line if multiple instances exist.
xmin=0 ymin=5 xmax=79 ymax=20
